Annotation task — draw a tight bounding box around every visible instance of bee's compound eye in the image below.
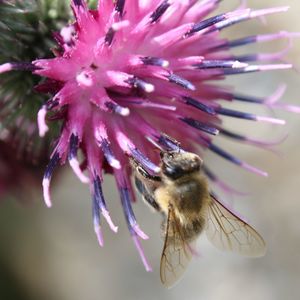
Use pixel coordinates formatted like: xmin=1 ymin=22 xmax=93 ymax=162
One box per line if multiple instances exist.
xmin=163 ymin=165 xmax=185 ymax=180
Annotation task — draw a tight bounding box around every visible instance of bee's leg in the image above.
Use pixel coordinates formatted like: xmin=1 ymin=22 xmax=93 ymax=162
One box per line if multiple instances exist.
xmin=130 ymin=156 xmax=161 ymax=210
xmin=134 ymin=176 xmax=161 ymax=212
xmin=130 ymin=156 xmax=161 ymax=182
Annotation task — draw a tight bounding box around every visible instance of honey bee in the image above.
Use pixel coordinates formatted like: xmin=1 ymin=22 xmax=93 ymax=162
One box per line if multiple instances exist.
xmin=132 ymin=150 xmax=266 ymax=288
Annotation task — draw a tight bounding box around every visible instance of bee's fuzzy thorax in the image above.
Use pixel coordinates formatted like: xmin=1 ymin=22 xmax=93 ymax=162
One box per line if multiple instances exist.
xmin=158 ymin=172 xmax=210 ymax=217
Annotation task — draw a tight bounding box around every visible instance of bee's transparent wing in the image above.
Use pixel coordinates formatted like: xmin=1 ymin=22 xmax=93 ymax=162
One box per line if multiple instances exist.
xmin=206 ymin=195 xmax=266 ymax=257
xmin=160 ymin=207 xmax=193 ymax=288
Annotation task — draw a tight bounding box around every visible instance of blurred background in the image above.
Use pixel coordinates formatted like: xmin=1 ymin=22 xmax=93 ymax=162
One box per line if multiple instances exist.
xmin=0 ymin=0 xmax=299 ymax=299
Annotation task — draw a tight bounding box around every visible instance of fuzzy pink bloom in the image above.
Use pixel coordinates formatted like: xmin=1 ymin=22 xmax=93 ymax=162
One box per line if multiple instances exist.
xmin=1 ymin=0 xmax=299 ymax=271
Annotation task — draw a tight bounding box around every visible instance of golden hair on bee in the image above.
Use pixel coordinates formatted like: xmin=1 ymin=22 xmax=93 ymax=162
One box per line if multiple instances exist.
xmin=132 ymin=150 xmax=266 ymax=288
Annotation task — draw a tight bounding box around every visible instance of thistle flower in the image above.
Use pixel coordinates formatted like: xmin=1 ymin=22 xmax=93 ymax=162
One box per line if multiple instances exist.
xmin=0 ymin=0 xmax=299 ymax=271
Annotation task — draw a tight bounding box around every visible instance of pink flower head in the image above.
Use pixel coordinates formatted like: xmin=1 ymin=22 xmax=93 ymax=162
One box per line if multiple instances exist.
xmin=1 ymin=0 xmax=299 ymax=271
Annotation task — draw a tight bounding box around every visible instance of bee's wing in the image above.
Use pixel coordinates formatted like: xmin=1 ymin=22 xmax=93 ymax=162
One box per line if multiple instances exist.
xmin=205 ymin=195 xmax=266 ymax=257
xmin=160 ymin=206 xmax=193 ymax=288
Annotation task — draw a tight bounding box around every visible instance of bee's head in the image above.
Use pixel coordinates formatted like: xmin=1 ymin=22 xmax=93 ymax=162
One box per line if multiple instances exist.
xmin=160 ymin=151 xmax=202 ymax=180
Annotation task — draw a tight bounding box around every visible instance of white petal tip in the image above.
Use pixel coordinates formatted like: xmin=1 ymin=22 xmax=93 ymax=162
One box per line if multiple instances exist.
xmin=133 ymin=224 xmax=149 ymax=240
xmin=111 ymin=20 xmax=130 ymax=31
xmin=112 ymin=226 xmax=118 ymax=233
xmin=162 ymin=60 xmax=170 ymax=68
xmin=102 ymin=210 xmax=119 ymax=233
xmin=144 ymin=83 xmax=155 ymax=93
xmin=0 ymin=63 xmax=13 ymax=74
xmin=233 ymin=61 xmax=248 ymax=68
xmin=42 ymin=178 xmax=52 ymax=208
xmin=69 ymin=158 xmax=90 ymax=183
xmin=37 ymin=106 xmax=49 ymax=137
xmin=119 ymin=107 xmax=130 ymax=116
xmin=241 ymin=163 xmax=269 ymax=177
xmin=110 ymin=159 xmax=121 ymax=169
